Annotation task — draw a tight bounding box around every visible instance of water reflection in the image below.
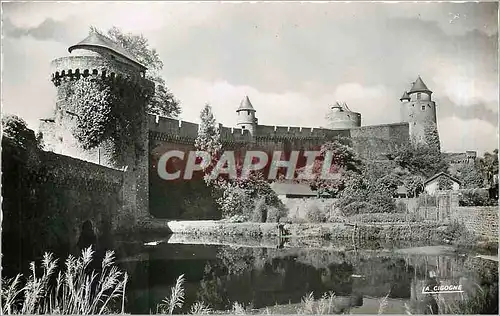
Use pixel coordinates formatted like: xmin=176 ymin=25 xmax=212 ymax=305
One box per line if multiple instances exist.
xmin=114 ymin=237 xmax=498 ymax=314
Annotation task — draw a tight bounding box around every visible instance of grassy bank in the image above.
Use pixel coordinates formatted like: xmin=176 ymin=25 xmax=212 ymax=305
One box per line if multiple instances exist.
xmin=142 ymin=219 xmax=451 ymax=242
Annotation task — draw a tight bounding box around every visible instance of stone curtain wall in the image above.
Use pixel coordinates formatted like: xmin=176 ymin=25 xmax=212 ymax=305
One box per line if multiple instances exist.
xmin=449 ymin=207 xmax=498 ymax=241
xmin=1 ymin=140 xmax=124 ymax=275
xmin=41 ymin=150 xmax=124 ymax=236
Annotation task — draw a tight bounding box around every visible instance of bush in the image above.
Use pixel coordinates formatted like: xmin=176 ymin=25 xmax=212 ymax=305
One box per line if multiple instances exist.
xmin=306 ymin=205 xmax=327 ymax=223
xmin=440 ymin=220 xmax=477 ymax=246
xmin=459 ymin=189 xmax=497 ymax=206
xmin=395 ymin=200 xmax=408 ymax=213
xmin=340 ymin=201 xmax=378 ymax=216
xmin=266 ymin=206 xmax=281 ymax=223
xmin=251 ymin=198 xmax=267 ymax=223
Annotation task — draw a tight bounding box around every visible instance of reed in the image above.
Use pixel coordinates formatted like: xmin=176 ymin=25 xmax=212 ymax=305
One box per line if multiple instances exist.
xmin=0 ymin=247 xmax=127 ymax=315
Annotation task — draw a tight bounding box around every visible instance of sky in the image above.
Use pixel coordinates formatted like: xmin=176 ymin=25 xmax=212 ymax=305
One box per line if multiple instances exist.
xmin=2 ymin=1 xmax=498 ymax=154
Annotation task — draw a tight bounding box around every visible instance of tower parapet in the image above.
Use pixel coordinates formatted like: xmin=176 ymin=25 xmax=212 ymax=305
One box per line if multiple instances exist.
xmin=326 ymin=102 xmax=362 ymax=129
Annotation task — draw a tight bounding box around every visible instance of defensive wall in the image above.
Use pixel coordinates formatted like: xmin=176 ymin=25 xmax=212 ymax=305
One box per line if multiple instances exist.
xmin=147 ymin=115 xmax=410 ymax=219
xmin=148 ymin=114 xmax=408 ymax=154
xmin=1 ymin=139 xmax=125 ymax=274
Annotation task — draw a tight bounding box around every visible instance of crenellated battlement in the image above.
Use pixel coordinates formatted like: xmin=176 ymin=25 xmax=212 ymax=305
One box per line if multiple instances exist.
xmin=147 ymin=114 xmax=355 ymax=144
xmin=50 ymin=56 xmax=153 ymax=92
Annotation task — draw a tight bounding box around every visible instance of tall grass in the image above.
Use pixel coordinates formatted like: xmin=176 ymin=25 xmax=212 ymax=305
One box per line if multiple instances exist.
xmin=0 ymin=247 xmax=127 ymax=315
xmin=157 ymin=274 xmax=185 ymax=314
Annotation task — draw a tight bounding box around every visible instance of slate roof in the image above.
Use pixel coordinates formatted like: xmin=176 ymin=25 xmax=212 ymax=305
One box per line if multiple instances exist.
xmin=409 ymin=76 xmax=431 ymax=93
xmin=68 ymin=31 xmax=147 ymax=70
xmin=237 ymin=96 xmax=256 ymax=112
xmin=270 ymin=182 xmax=317 ymax=196
xmin=400 ymin=91 xmax=410 ymax=101
xmin=424 ymin=172 xmax=461 ymax=186
xmin=397 ymin=185 xmax=408 ymax=195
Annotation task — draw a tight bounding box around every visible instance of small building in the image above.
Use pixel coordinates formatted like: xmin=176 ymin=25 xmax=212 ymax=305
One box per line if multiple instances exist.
xmin=270 ymin=182 xmax=317 ymax=200
xmin=395 ymin=185 xmax=409 ymax=198
xmin=424 ymin=172 xmax=461 ymax=195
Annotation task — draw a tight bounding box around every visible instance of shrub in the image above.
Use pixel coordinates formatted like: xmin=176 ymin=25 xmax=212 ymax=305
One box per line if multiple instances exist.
xmin=306 ymin=205 xmax=327 ymax=223
xmin=251 ymin=198 xmax=267 ymax=223
xmin=459 ymin=189 xmax=497 ymax=206
xmin=266 ymin=206 xmax=282 ymax=223
xmin=440 ymin=220 xmax=477 ymax=246
xmin=395 ymin=200 xmax=408 ymax=213
xmin=340 ymin=201 xmax=377 ymax=216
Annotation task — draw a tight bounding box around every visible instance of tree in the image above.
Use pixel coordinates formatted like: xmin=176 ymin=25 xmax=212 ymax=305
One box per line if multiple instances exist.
xmin=453 ymin=164 xmax=484 ymax=189
xmin=424 ymin=122 xmax=441 ymax=152
xmin=2 ymin=114 xmax=42 ymax=150
xmin=479 ymin=149 xmax=498 ymax=187
xmin=295 ymin=140 xmax=362 ymax=196
xmin=402 ymin=174 xmax=425 ymax=197
xmin=90 ymin=26 xmax=181 ymax=118
xmin=194 ymin=103 xmax=222 ymax=185
xmin=195 ymin=103 xmax=222 ymax=157
xmin=392 ymin=142 xmax=449 ymax=178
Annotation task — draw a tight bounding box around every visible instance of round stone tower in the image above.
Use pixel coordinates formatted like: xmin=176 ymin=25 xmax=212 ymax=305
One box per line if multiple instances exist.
xmin=326 ymin=102 xmax=361 ymax=129
xmin=45 ymin=30 xmax=153 ymax=167
xmin=399 ymin=76 xmax=438 ymax=144
xmin=236 ymin=96 xmax=258 ymax=135
xmin=40 ymin=30 xmax=155 ymax=226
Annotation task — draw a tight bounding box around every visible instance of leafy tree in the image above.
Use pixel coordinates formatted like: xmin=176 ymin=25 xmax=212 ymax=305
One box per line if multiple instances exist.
xmin=295 ymin=140 xmax=362 ymax=196
xmin=453 ymin=164 xmax=484 ymax=189
xmin=195 ymin=103 xmax=222 ymax=157
xmin=2 ymin=114 xmax=42 ymax=150
xmin=391 ymin=142 xmax=449 ymax=178
xmin=424 ymin=122 xmax=441 ymax=152
xmin=402 ymin=174 xmax=425 ymax=197
xmin=336 ymin=170 xmax=397 ymax=215
xmin=194 ymin=103 xmax=222 ymax=186
xmin=479 ymin=149 xmax=499 ymax=187
xmin=90 ymin=26 xmax=181 ymax=117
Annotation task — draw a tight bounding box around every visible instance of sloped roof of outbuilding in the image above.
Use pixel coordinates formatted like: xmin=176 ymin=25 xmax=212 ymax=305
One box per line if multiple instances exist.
xmin=270 ymin=182 xmax=317 ymax=196
xmin=68 ymin=31 xmax=147 ymax=70
xmin=424 ymin=172 xmax=461 ymax=186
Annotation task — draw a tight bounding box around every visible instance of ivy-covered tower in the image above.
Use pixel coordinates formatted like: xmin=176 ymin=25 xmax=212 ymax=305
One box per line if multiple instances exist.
xmin=399 ymin=76 xmax=440 ymax=149
xmin=39 ymin=30 xmax=155 ymax=226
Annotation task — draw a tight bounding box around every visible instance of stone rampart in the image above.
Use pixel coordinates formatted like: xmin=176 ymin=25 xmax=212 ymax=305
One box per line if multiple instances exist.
xmin=1 ymin=140 xmax=125 ymax=274
xmin=449 ymin=206 xmax=498 ymax=241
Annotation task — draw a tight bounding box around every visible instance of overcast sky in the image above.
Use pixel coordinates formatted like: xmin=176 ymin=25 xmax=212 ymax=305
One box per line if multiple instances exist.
xmin=2 ymin=1 xmax=498 ymax=154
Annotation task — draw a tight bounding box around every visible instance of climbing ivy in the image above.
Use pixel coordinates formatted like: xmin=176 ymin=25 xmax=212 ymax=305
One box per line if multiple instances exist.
xmin=65 ymin=77 xmax=148 ymax=166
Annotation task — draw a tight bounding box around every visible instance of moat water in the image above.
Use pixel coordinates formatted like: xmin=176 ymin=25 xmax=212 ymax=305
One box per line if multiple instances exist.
xmin=112 ymin=234 xmax=498 ymax=315
xmin=2 ymin=232 xmax=498 ymax=314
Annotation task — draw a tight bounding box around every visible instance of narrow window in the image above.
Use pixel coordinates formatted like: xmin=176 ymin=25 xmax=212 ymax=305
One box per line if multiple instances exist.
xmin=417 ymin=93 xmax=421 ymax=100
xmin=247 ymin=110 xmax=250 ymax=115
xmin=421 ymin=105 xmax=425 ymax=111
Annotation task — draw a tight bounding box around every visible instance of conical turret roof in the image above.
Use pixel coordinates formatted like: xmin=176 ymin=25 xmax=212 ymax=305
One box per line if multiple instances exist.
xmin=68 ymin=31 xmax=146 ymax=70
xmin=409 ymin=76 xmax=431 ymax=94
xmin=237 ymin=96 xmax=256 ymax=112
xmin=400 ymin=91 xmax=410 ymax=101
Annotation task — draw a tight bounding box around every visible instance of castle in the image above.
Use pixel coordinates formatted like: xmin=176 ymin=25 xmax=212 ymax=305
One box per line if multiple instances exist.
xmin=38 ymin=31 xmax=440 ymax=220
